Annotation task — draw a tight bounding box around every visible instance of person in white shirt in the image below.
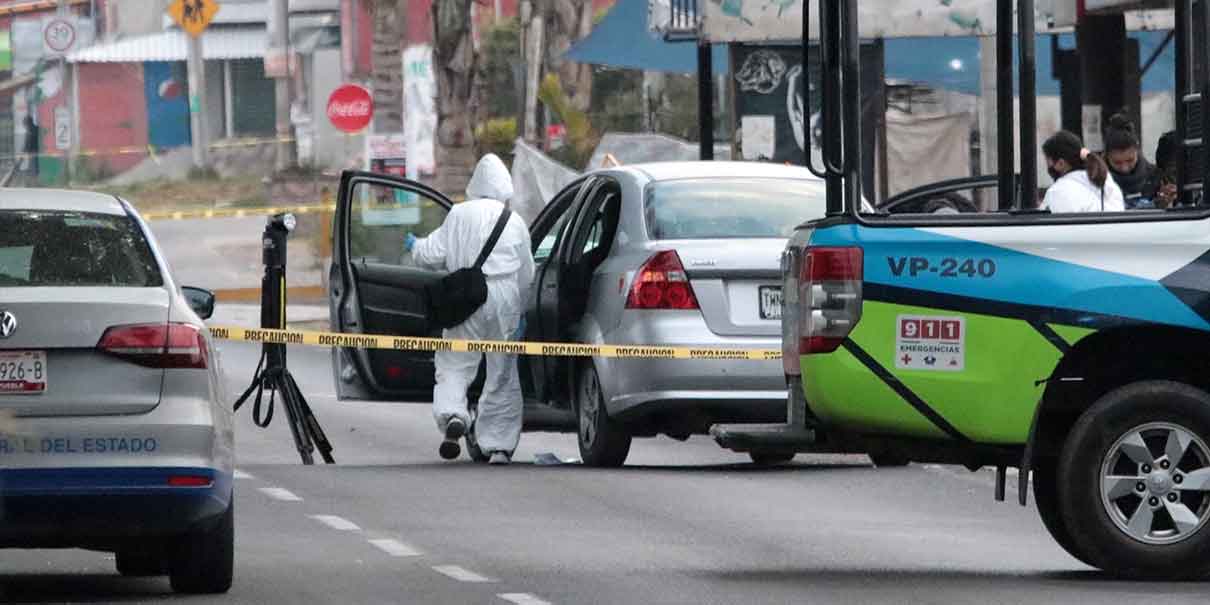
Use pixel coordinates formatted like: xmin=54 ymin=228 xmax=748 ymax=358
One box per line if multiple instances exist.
xmin=1040 ymin=130 xmax=1125 ymax=213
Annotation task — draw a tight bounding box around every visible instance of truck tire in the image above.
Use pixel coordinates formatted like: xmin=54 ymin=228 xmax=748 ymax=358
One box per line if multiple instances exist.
xmin=1058 ymin=380 xmax=1210 ymax=579
xmin=169 ymin=497 xmax=234 ymax=594
xmin=1032 ymin=458 xmax=1095 ymax=567
xmin=576 ymin=364 xmax=630 ymax=467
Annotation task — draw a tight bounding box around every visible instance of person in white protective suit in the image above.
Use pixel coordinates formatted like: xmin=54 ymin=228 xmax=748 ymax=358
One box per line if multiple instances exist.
xmin=405 ymin=154 xmax=535 ymax=465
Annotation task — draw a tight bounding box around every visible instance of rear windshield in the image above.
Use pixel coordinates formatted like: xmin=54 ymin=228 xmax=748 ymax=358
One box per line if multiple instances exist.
xmin=645 ymin=178 xmax=827 ymax=240
xmin=0 ymin=210 xmax=162 ymax=287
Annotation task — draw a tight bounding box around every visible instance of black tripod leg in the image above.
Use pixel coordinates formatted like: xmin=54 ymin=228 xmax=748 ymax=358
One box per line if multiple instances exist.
xmin=273 ymin=370 xmax=315 ymax=465
xmin=286 ymin=373 xmax=335 ymax=464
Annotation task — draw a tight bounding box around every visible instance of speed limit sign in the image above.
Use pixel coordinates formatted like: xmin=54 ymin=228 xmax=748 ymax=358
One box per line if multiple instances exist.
xmin=43 ymin=17 xmax=77 ymax=54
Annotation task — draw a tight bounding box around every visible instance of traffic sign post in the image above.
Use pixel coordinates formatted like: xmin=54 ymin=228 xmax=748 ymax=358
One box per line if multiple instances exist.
xmin=168 ymin=0 xmax=219 ymax=38
xmin=167 ymin=0 xmax=219 ymax=169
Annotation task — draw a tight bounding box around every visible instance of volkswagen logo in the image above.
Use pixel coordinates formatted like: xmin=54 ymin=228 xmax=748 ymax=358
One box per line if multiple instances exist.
xmin=0 ymin=311 xmax=16 ymax=339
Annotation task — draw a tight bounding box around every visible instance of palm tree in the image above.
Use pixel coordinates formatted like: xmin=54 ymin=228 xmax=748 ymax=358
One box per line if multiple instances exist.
xmin=432 ymin=0 xmax=479 ymax=195
xmin=365 ymin=0 xmax=406 ymax=134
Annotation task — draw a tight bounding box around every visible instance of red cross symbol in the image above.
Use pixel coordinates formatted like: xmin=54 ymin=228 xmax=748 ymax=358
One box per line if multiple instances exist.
xmin=901 ymin=354 xmax=912 ymax=365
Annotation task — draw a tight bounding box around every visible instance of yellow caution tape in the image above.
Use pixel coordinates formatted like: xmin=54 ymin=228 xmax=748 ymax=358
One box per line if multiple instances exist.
xmin=140 ymin=203 xmax=338 ymax=222
xmin=207 ymin=325 xmax=782 ymax=361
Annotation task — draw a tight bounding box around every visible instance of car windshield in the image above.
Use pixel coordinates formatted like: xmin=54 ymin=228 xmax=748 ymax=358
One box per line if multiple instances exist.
xmin=644 ymin=178 xmax=827 ymax=240
xmin=0 ymin=210 xmax=161 ymax=287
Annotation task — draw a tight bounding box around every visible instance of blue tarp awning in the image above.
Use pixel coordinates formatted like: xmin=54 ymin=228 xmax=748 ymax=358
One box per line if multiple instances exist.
xmin=564 ymin=0 xmax=729 ymax=75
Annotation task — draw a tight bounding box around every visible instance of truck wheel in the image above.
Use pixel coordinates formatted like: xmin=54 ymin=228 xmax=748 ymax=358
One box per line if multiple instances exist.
xmin=115 ymin=550 xmax=166 ymax=576
xmin=749 ymin=451 xmax=796 ymax=465
xmin=1058 ymin=381 xmax=1210 ymax=579
xmin=169 ymin=497 xmax=234 ymax=594
xmin=1032 ymin=459 xmax=1095 ymax=566
xmin=576 ymin=364 xmax=631 ymax=467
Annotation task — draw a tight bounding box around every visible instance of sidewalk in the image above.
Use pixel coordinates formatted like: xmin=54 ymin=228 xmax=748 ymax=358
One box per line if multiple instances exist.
xmin=207 ymin=303 xmax=330 ymax=331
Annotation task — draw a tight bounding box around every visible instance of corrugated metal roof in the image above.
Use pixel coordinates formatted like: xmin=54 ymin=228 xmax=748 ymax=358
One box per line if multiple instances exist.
xmin=67 ymin=28 xmax=267 ymax=64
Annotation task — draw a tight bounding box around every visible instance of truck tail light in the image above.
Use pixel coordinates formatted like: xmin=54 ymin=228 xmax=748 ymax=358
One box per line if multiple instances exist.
xmin=98 ymin=323 xmax=209 ymax=369
xmin=798 ymin=247 xmax=863 ymax=354
xmin=625 ymin=250 xmax=700 ymax=310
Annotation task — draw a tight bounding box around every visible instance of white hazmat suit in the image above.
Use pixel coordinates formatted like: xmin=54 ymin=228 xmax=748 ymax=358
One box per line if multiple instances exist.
xmin=412 ymin=155 xmax=535 ymax=455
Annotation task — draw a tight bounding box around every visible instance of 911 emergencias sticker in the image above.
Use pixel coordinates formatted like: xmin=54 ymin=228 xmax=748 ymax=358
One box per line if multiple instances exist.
xmin=895 ymin=315 xmax=965 ymax=371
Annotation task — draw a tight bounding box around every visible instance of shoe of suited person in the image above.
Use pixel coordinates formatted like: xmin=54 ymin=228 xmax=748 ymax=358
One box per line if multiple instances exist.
xmin=439 ymin=418 xmax=467 ymax=460
xmin=488 ymin=451 xmax=511 ymax=465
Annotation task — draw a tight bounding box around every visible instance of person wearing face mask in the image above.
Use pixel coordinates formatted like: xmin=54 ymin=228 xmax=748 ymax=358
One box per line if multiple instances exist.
xmin=1040 ymin=130 xmax=1125 ymax=213
xmin=1103 ymin=113 xmax=1159 ymax=208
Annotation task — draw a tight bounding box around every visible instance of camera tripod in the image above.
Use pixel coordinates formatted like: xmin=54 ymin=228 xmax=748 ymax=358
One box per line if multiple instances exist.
xmin=234 ymin=215 xmax=334 ymax=465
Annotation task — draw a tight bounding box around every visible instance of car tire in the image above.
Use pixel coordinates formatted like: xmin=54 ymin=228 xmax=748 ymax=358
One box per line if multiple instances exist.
xmin=169 ymin=496 xmax=234 ymax=594
xmin=1058 ymin=380 xmax=1210 ymax=579
xmin=749 ymin=451 xmax=796 ymax=465
xmin=576 ymin=364 xmax=631 ymax=467
xmin=115 ymin=550 xmax=165 ymax=576
xmin=1032 ymin=458 xmax=1096 ymax=567
xmin=868 ymin=452 xmax=911 ymax=467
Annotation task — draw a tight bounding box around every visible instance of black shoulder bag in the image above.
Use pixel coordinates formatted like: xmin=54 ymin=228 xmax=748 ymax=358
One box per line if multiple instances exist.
xmin=426 ymin=208 xmax=512 ymax=329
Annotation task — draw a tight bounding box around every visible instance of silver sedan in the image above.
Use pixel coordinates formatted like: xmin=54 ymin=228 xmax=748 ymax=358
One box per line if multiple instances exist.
xmin=0 ymin=189 xmax=234 ymax=593
xmin=330 ymin=162 xmax=826 ymax=466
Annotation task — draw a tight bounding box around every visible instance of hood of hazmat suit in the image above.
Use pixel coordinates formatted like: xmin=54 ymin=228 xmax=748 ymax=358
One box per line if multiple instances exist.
xmin=466 ymin=153 xmax=515 ymax=202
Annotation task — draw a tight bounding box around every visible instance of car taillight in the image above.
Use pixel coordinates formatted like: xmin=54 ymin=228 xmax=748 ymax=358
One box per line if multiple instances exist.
xmin=97 ymin=323 xmax=209 ymax=369
xmin=625 ymin=250 xmax=699 ymax=310
xmin=798 ymin=246 xmax=863 ymax=354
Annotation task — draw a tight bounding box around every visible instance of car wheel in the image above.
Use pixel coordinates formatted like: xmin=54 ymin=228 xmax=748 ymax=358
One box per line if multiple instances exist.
xmin=576 ymin=364 xmax=631 ymax=467
xmin=1033 ymin=458 xmax=1095 ymax=566
xmin=115 ymin=550 xmax=166 ymax=576
xmin=750 ymin=451 xmax=796 ymax=465
xmin=1058 ymin=381 xmax=1210 ymax=579
xmin=169 ymin=496 xmax=234 ymax=594
xmin=868 ymin=452 xmax=911 ymax=467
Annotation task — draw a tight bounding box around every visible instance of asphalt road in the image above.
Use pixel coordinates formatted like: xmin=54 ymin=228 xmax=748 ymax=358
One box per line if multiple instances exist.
xmin=3 ymin=341 xmax=1210 ymax=603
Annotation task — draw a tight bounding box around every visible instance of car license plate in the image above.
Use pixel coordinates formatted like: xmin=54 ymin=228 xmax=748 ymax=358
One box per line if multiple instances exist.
xmin=0 ymin=351 xmax=47 ymax=395
xmin=759 ymin=286 xmax=783 ymax=320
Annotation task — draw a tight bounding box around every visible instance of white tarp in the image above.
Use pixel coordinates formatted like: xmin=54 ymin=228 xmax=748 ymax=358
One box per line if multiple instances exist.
xmin=701 ymin=0 xmax=1173 ymax=43
xmin=885 ymin=109 xmax=973 ymax=197
xmin=509 ymin=139 xmax=579 ymax=226
xmin=403 ymin=44 xmax=437 ymax=177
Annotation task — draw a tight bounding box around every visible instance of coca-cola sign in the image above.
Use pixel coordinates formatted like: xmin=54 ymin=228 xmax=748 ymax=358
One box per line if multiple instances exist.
xmin=327 ymin=84 xmax=374 ymax=133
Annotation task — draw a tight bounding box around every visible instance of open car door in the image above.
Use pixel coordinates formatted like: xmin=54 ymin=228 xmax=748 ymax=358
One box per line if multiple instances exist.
xmin=329 ymin=171 xmax=454 ymax=402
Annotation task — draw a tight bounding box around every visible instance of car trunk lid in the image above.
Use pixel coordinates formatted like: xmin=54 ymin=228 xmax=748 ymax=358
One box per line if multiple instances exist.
xmin=0 ymin=287 xmax=170 ymax=417
xmin=670 ymin=239 xmax=785 ymax=337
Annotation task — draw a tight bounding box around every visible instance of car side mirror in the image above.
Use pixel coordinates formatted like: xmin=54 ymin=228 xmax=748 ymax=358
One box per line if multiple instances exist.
xmin=182 ymin=286 xmax=216 ymax=320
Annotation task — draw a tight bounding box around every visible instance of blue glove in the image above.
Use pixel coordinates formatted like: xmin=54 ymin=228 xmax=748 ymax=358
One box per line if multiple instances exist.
xmin=403 ymin=232 xmax=418 ymax=252
xmin=512 ymin=317 xmax=527 ymax=341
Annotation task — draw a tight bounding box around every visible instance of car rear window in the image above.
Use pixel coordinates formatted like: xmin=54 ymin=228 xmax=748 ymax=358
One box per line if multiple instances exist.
xmin=644 ymin=178 xmax=827 ymax=240
xmin=0 ymin=210 xmax=162 ymax=287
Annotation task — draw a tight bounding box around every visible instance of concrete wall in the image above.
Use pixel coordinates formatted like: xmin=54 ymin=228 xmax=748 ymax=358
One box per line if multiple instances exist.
xmin=113 ymin=0 xmax=169 ymax=36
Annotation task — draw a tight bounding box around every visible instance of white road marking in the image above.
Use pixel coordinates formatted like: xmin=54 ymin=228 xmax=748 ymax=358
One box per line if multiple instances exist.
xmin=499 ymin=593 xmax=553 ymax=605
xmin=310 ymin=515 xmax=361 ymax=531
xmin=258 ymin=487 xmax=302 ymax=502
xmin=234 ymin=469 xmax=255 ymax=480
xmin=368 ymin=538 xmax=422 ymax=557
xmin=432 ymin=565 xmax=494 ymax=583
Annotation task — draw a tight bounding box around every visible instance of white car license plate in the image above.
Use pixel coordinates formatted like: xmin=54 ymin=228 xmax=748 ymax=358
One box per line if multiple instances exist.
xmin=0 ymin=350 xmax=47 ymax=395
xmin=759 ymin=286 xmax=783 ymax=320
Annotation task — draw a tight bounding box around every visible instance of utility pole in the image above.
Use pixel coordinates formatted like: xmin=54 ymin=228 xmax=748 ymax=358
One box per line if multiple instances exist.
xmin=187 ymin=32 xmax=209 ymax=168
xmin=270 ymin=0 xmax=295 ymax=171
